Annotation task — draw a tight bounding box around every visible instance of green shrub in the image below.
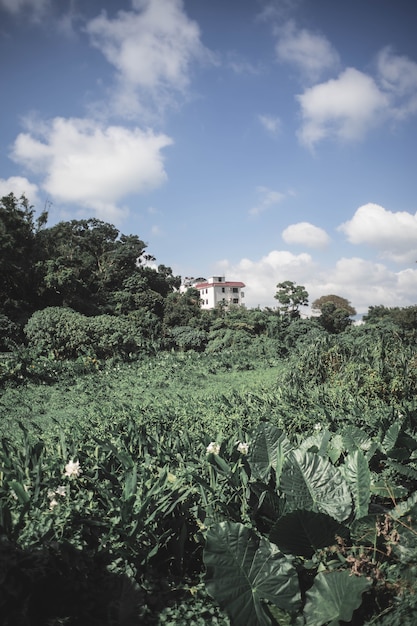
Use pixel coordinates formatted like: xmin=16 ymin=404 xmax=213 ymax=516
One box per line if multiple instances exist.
xmin=24 ymin=307 xmax=90 ymax=359
xmin=24 ymin=307 xmax=158 ymax=360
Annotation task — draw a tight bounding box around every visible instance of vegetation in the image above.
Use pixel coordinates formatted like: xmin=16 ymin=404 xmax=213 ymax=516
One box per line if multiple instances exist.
xmin=2 ymin=192 xmax=417 ymax=624
xmin=274 ymin=280 xmax=309 ymax=319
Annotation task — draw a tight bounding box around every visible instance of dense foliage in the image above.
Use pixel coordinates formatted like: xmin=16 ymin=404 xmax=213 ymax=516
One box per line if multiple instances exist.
xmin=2 ymin=193 xmax=417 ymax=624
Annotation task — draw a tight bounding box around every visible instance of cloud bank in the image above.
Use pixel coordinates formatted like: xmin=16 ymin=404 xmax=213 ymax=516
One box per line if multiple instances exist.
xmin=11 ymin=117 xmax=172 ymax=222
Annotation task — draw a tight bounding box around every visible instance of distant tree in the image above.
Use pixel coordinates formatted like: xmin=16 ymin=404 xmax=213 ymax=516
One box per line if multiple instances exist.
xmin=312 ymin=294 xmax=356 ymax=334
xmin=312 ymin=294 xmax=356 ymax=317
xmin=364 ymin=304 xmax=417 ymax=335
xmin=274 ymin=281 xmax=309 ymax=319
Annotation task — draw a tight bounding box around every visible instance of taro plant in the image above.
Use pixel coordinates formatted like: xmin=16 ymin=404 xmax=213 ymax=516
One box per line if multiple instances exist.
xmin=203 ymin=421 xmax=417 ymax=625
xmin=0 ymin=420 xmax=209 ymax=623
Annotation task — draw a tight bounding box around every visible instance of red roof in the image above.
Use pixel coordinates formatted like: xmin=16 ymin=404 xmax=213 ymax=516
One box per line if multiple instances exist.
xmin=195 ymin=281 xmax=245 ymax=289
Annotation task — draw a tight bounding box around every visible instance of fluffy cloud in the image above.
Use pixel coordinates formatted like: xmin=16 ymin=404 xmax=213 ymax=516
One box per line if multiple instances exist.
xmin=218 ymin=251 xmax=417 ymax=314
xmin=249 ymin=186 xmax=286 ymax=217
xmin=275 ymin=20 xmax=340 ymax=81
xmin=339 ymin=203 xmax=417 ymax=263
xmin=282 ymin=222 xmax=330 ymax=248
xmin=297 ymin=68 xmax=388 ymax=148
xmin=11 ymin=117 xmax=172 ymax=222
xmin=86 ymin=0 xmax=210 ymax=117
xmin=217 ymin=250 xmax=314 ymax=308
xmin=316 ymin=257 xmax=417 ymax=313
xmin=0 ymin=176 xmax=40 ymax=206
xmin=296 ymin=48 xmax=417 ymax=148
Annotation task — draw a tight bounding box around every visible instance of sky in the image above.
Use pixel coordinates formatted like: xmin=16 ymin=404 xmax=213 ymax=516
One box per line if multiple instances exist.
xmin=1 ymin=0 xmax=417 ymax=315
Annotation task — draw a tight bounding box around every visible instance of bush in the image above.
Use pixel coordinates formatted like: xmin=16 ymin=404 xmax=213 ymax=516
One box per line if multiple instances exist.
xmin=24 ymin=307 xmax=89 ymax=359
xmin=24 ymin=307 xmax=156 ymax=360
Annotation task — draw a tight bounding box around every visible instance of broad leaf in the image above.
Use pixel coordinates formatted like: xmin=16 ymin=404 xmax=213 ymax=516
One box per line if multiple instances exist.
xmin=280 ymin=449 xmax=352 ymax=522
xmin=204 ymin=521 xmax=301 ymax=626
xmin=328 ymin=433 xmax=344 ymax=464
xmin=269 ymin=510 xmax=349 ymax=558
xmin=342 ymin=426 xmax=372 ymax=455
xmin=392 ymin=491 xmax=417 ymax=519
xmin=341 ymin=449 xmax=371 ymax=519
xmin=304 ymin=570 xmax=371 ymax=626
xmin=381 ymin=421 xmax=401 ymax=453
xmin=249 ymin=422 xmax=292 ymax=482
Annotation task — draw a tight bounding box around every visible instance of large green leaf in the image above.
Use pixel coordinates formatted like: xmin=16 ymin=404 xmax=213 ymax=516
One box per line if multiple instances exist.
xmin=248 ymin=422 xmax=292 ymax=482
xmin=342 ymin=426 xmax=373 ymax=455
xmin=304 ymin=570 xmax=371 ymax=626
xmin=280 ymin=449 xmax=352 ymax=522
xmin=269 ymin=510 xmax=349 ymax=558
xmin=341 ymin=449 xmax=371 ymax=520
xmin=381 ymin=421 xmax=401 ymax=454
xmin=204 ymin=521 xmax=301 ymax=626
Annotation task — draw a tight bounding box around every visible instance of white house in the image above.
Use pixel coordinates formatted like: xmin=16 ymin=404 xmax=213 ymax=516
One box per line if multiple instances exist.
xmin=182 ymin=276 xmax=246 ymax=309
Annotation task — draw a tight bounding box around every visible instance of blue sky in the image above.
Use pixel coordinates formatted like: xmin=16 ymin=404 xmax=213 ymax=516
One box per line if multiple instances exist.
xmin=1 ymin=0 xmax=417 ymax=314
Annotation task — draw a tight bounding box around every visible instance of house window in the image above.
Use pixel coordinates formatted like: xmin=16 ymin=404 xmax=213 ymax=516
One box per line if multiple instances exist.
xmin=206 ymin=299 xmax=208 ymax=305
xmin=232 ymin=298 xmax=239 ymax=304
xmin=222 ymin=287 xmax=225 ymax=292
xmin=232 ymin=287 xmax=238 ymax=293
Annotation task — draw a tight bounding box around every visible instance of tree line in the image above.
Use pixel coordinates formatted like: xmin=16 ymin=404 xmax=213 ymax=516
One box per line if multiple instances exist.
xmin=1 ymin=193 xmax=416 ymax=360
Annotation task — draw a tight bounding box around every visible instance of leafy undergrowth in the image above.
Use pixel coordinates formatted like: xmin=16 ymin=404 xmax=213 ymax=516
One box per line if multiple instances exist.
xmin=2 ymin=412 xmax=417 ymax=624
xmin=2 ymin=348 xmax=417 ymax=624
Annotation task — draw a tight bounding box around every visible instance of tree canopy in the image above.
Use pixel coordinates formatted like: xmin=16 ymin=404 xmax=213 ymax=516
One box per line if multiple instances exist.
xmin=0 ymin=193 xmax=180 ymax=325
xmin=274 ymin=281 xmax=309 ymax=319
xmin=312 ymin=294 xmax=357 ymax=334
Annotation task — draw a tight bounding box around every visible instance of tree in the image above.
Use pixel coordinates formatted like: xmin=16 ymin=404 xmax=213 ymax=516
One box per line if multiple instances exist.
xmin=35 ymin=219 xmax=148 ymax=314
xmin=312 ymin=294 xmax=356 ymax=334
xmin=274 ymin=281 xmax=309 ymax=319
xmin=0 ymin=193 xmax=47 ymax=324
xmin=312 ymin=294 xmax=356 ymax=317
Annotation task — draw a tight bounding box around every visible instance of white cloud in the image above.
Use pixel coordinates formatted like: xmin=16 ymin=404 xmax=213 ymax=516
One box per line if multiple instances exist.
xmin=282 ymin=222 xmax=330 ymax=248
xmin=297 ymin=67 xmax=388 ymax=148
xmin=11 ymin=116 xmax=172 ymax=222
xmin=275 ymin=20 xmax=340 ymax=82
xmin=217 ymin=250 xmax=417 ymax=315
xmin=217 ymin=249 xmax=314 ymax=308
xmin=259 ymin=114 xmax=281 ymax=136
xmin=249 ymin=186 xmax=286 ymax=217
xmin=339 ymin=203 xmax=417 ymax=263
xmin=376 ymin=47 xmax=417 ymax=119
xmin=86 ymin=0 xmax=211 ymax=118
xmin=0 ymin=176 xmax=40 ymax=206
xmin=315 ymin=257 xmax=417 ymax=314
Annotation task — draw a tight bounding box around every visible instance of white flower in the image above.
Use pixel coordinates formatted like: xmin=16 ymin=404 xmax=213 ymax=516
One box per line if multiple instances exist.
xmin=49 ymin=498 xmax=59 ymax=510
xmin=206 ymin=442 xmax=220 ymax=456
xmin=64 ymin=459 xmax=82 ymax=478
xmin=55 ymin=485 xmax=66 ymax=497
xmin=47 ymin=489 xmax=56 ymax=500
xmin=237 ymin=441 xmax=249 ymax=455
xmin=313 ymin=423 xmax=322 ymax=431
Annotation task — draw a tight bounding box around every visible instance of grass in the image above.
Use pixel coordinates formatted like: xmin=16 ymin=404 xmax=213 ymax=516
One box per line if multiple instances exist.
xmin=0 ymin=352 xmax=283 ymax=445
